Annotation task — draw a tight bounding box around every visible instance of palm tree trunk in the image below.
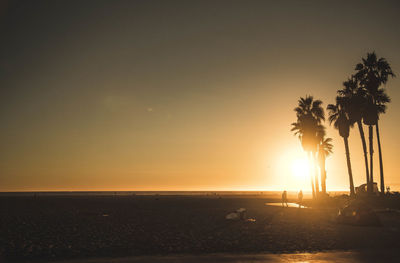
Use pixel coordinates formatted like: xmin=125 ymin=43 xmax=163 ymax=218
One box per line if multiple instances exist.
xmin=343 ymin=137 xmax=355 ymax=196
xmin=376 ymin=121 xmax=384 ymax=194
xmin=311 ymin=176 xmax=315 ymax=199
xmin=308 ymin=152 xmax=316 ymax=199
xmin=320 ymin=157 xmax=327 ymax=195
xmin=368 ymin=125 xmax=374 ymax=194
xmin=314 ymin=153 xmax=320 ymax=197
xmin=357 ymin=120 xmax=369 ymax=186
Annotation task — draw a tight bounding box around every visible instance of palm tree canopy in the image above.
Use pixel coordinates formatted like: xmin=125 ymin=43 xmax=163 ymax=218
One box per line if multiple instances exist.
xmin=338 ymin=76 xmax=366 ymax=124
xmin=291 ymin=116 xmax=318 ymax=153
xmin=362 ymin=88 xmax=391 ymax=125
xmin=354 ymin=52 xmax=395 ymax=126
xmin=294 ymin=96 xmax=325 ymax=123
xmin=292 ymin=96 xmax=325 ymax=153
xmin=318 ymin=137 xmax=333 ymax=163
xmin=355 ymin=52 xmax=395 ymax=92
xmin=327 ymin=96 xmax=351 ymax=138
xmin=321 ymin=137 xmax=333 ymax=156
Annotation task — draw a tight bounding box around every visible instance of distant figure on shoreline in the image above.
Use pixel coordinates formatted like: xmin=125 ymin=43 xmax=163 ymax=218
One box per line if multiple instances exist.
xmin=298 ymin=190 xmax=303 ymax=208
xmin=281 ymin=190 xmax=288 ymax=207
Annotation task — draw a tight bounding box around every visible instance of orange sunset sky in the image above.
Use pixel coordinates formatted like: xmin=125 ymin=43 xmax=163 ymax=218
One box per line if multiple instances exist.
xmin=0 ymin=0 xmax=399 ymax=192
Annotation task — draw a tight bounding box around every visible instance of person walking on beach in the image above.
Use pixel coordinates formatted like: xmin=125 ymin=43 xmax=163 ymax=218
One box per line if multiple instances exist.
xmin=281 ymin=190 xmax=288 ymax=207
xmin=298 ymin=190 xmax=303 ymax=208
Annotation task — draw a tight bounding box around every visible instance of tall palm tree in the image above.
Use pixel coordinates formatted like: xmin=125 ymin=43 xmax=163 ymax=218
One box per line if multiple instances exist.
xmin=362 ymin=95 xmax=378 ymax=193
xmin=375 ymin=89 xmax=390 ymax=193
xmin=327 ymin=97 xmax=355 ymax=196
xmin=318 ymin=134 xmax=333 ymax=195
xmin=338 ymin=77 xmax=369 ymax=186
xmin=292 ymin=120 xmax=316 ymax=198
xmin=355 ymin=52 xmax=395 ymax=194
xmin=291 ymin=96 xmax=325 ymax=198
xmin=361 ymin=88 xmax=390 ymax=193
xmin=314 ymin=124 xmax=327 ymax=196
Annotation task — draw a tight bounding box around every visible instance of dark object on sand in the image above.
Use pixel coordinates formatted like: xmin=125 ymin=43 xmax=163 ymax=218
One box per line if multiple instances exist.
xmin=337 ymin=200 xmax=381 ymax=226
xmin=226 ymin=208 xmax=247 ymax=220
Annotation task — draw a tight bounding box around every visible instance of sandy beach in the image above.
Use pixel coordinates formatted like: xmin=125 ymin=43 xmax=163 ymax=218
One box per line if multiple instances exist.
xmin=52 ymin=250 xmax=400 ymax=263
xmin=1 ymin=194 xmax=400 ymax=262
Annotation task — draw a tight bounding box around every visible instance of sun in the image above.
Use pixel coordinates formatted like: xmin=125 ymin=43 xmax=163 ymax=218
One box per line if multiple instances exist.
xmin=291 ymin=157 xmax=310 ymax=179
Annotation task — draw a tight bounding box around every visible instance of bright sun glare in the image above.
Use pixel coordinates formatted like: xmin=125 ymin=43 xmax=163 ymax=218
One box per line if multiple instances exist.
xmin=291 ymin=157 xmax=310 ymax=179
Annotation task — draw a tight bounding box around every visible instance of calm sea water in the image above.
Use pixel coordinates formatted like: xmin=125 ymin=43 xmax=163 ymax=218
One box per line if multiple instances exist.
xmin=0 ymin=191 xmax=348 ymax=197
xmin=0 ymin=191 xmax=275 ymax=196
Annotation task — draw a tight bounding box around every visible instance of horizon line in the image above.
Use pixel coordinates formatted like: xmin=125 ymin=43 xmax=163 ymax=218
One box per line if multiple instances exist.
xmin=0 ymin=189 xmax=351 ymax=193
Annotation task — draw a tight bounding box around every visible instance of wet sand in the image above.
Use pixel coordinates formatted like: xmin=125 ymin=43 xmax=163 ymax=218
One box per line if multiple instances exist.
xmin=265 ymin=202 xmax=302 ymax=208
xmin=1 ymin=195 xmax=399 ymax=262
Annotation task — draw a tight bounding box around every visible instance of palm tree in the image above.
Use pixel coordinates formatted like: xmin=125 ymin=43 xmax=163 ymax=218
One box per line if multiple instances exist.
xmin=362 ymin=95 xmax=378 ymax=193
xmin=327 ymin=96 xmax=355 ymax=196
xmin=375 ymin=89 xmax=390 ymax=193
xmin=361 ymin=88 xmax=390 ymax=194
xmin=318 ymin=134 xmax=333 ymax=195
xmin=354 ymin=52 xmax=395 ymax=194
xmin=291 ymin=96 xmax=325 ymax=198
xmin=338 ymin=77 xmax=369 ymax=186
xmin=292 ymin=120 xmax=316 ymax=198
xmin=314 ymin=124 xmax=327 ymax=196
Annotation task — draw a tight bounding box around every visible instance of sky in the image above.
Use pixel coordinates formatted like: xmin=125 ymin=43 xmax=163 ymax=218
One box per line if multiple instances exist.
xmin=0 ymin=0 xmax=399 ymax=192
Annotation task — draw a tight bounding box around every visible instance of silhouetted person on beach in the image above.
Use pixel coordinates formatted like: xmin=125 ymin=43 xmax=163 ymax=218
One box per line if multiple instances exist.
xmin=281 ymin=190 xmax=288 ymax=207
xmin=298 ymin=190 xmax=303 ymax=208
